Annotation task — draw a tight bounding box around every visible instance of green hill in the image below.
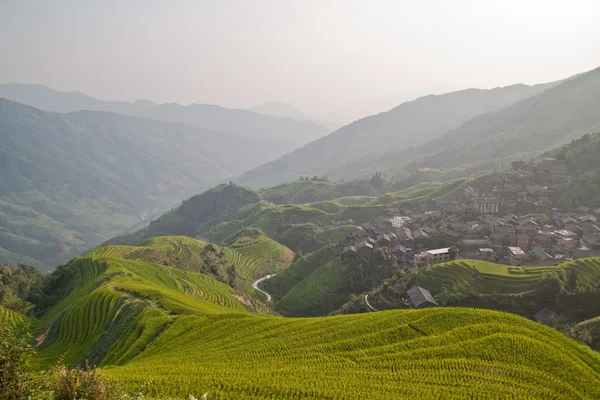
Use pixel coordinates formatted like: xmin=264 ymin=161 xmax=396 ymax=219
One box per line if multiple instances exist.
xmin=32 ymin=243 xmax=264 ymax=368
xmin=415 ymin=258 xmax=600 ymax=297
xmin=101 ymin=308 xmax=600 ymax=399
xmin=93 ymin=234 xmax=292 ymax=301
xmin=0 ymin=99 xmax=291 ymax=269
xmin=262 ymin=246 xmax=338 ymax=302
xmin=6 ymin=239 xmax=600 ymax=399
xmin=107 ymin=184 xmax=260 ymax=246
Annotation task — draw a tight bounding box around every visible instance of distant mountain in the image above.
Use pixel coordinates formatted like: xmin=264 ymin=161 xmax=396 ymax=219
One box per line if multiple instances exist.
xmin=0 ymin=83 xmax=157 ymax=114
xmin=135 ymin=103 xmax=328 ymax=144
xmin=250 ymin=101 xmax=312 ymax=121
xmin=408 ymin=67 xmax=600 ymax=171
xmin=0 ymin=99 xmax=294 ymax=269
xmin=0 ymin=83 xmax=329 ymax=146
xmin=238 ymin=79 xmax=561 ymax=187
xmin=250 ymin=101 xmax=343 ymax=132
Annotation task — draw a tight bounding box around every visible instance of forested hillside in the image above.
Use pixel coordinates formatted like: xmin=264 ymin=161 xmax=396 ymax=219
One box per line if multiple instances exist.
xmin=238 ymin=80 xmax=560 ymax=187
xmin=0 ymin=100 xmax=287 ymax=269
xmin=106 ymin=184 xmax=261 ymax=246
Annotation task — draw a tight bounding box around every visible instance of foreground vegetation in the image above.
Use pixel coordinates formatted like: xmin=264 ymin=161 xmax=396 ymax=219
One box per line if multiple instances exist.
xmin=3 ymin=235 xmax=600 ymax=398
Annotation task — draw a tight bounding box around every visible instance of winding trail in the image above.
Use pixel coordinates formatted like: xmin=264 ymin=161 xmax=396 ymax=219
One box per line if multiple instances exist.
xmin=365 ymin=294 xmax=377 ymax=312
xmin=252 ymin=274 xmax=278 ymax=302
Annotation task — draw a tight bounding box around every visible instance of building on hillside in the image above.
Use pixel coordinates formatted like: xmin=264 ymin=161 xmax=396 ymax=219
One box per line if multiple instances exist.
xmin=357 ymin=241 xmax=374 ymax=257
xmin=555 ymin=229 xmax=578 ymax=241
xmin=412 ymin=229 xmax=430 ymax=248
xmin=342 ymin=245 xmax=358 ymax=258
xmin=516 ymin=218 xmax=539 ymax=237
xmin=583 ymin=235 xmax=600 ymax=250
xmin=507 ymin=246 xmax=526 ymax=265
xmin=407 ymin=285 xmax=438 ymax=309
xmin=414 ymin=247 xmax=454 ymax=267
xmin=517 ymin=234 xmax=531 ymax=251
xmin=533 ymin=232 xmax=553 ymax=247
xmin=475 ymin=196 xmax=499 ymax=214
xmin=478 ymin=248 xmax=495 ymax=261
xmin=533 ymin=308 xmax=563 ymax=327
xmin=391 ymin=244 xmax=408 ymax=259
xmin=395 ymin=226 xmax=415 ymax=247
xmin=376 ymin=233 xmax=392 ymax=248
xmin=389 ymin=216 xmax=410 ymax=228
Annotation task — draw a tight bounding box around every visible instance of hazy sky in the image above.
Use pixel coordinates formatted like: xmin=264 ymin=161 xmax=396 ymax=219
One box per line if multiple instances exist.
xmin=1 ymin=0 xmax=600 ymax=120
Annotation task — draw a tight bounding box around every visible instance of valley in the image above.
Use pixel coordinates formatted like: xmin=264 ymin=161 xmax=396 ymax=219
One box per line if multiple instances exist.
xmin=4 ymin=59 xmax=600 ymax=399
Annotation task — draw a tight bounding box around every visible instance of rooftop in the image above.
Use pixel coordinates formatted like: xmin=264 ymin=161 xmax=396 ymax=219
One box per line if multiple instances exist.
xmin=508 ymin=246 xmax=525 ymax=256
xmin=426 ymin=247 xmax=450 ymax=255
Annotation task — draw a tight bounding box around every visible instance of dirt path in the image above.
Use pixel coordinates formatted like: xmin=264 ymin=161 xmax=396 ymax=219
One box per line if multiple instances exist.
xmin=365 ymin=294 xmax=377 ymax=312
xmin=252 ymin=274 xmax=277 ymax=302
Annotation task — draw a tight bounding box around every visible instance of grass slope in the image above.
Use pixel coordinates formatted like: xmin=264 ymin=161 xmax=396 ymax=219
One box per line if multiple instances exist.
xmin=416 ymin=258 xmax=600 ymax=297
xmin=262 ymin=246 xmax=338 ymax=302
xmin=274 ymin=258 xmax=347 ymax=317
xmin=102 ymin=308 xmax=600 ymax=399
xmin=93 ymin=235 xmax=293 ymax=302
xmin=31 ymin=248 xmax=255 ymax=369
xmin=0 ymin=304 xmax=27 ymax=327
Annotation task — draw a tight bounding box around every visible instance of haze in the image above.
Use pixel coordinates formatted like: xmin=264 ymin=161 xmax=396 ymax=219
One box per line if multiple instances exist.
xmin=1 ymin=0 xmax=600 ymax=122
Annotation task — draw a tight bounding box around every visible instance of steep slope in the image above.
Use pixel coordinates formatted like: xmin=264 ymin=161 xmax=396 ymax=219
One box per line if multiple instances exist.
xmin=106 ymin=184 xmax=261 ymax=246
xmin=415 ymin=66 xmax=600 ymax=170
xmin=135 ymin=102 xmax=329 ymax=145
xmin=238 ymin=80 xmax=560 ymax=187
xmin=325 ymin=67 xmax=600 ymax=179
xmin=0 ymin=100 xmax=284 ymax=269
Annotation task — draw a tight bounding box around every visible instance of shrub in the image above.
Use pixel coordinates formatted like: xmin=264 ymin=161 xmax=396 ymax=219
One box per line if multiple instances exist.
xmin=0 ymin=324 xmax=34 ymax=400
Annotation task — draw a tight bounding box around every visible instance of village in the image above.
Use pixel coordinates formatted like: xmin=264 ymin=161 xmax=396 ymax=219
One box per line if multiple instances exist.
xmin=341 ymin=158 xmax=600 ymax=269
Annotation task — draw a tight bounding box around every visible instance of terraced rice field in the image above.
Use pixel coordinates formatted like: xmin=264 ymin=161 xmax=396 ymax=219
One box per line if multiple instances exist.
xmin=33 ymin=254 xmax=247 ymax=368
xmin=263 ymin=246 xmax=337 ymax=301
xmin=274 ymin=258 xmax=346 ymax=317
xmin=102 ymin=308 xmax=600 ymax=399
xmin=415 ymin=258 xmax=600 ymax=296
xmin=0 ymin=304 xmax=26 ymax=327
xmin=226 ymin=235 xmax=293 ymax=282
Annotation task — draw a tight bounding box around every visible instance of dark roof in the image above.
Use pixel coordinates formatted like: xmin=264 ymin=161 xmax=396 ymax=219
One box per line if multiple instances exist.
xmin=391 ymin=244 xmax=407 ymax=254
xmin=413 ymin=229 xmax=429 ymax=239
xmin=377 ymin=233 xmax=391 ymax=243
xmin=373 ymin=227 xmax=394 ymax=235
xmin=357 ymin=241 xmax=373 ymax=249
xmin=342 ymin=245 xmax=357 ymax=254
xmin=407 ymin=286 xmax=438 ymax=308
xmin=533 ymin=308 xmax=562 ymax=326
xmin=396 ymin=227 xmax=414 ymax=241
xmin=518 ymin=218 xmax=538 ymax=226
xmin=444 ymin=228 xmax=462 ymax=238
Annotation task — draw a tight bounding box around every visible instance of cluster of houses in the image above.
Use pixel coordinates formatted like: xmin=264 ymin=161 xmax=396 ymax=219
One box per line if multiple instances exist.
xmin=340 ymin=156 xmax=600 ymax=268
xmin=342 ymin=222 xmax=419 ymax=261
xmin=342 ymin=207 xmax=600 ymax=269
xmin=463 ymin=158 xmax=570 ymax=214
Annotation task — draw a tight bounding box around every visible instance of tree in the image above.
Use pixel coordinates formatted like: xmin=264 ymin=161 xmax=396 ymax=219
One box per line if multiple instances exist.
xmin=536 ymin=272 xmax=564 ymax=301
xmin=0 ymin=325 xmax=34 ymax=400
